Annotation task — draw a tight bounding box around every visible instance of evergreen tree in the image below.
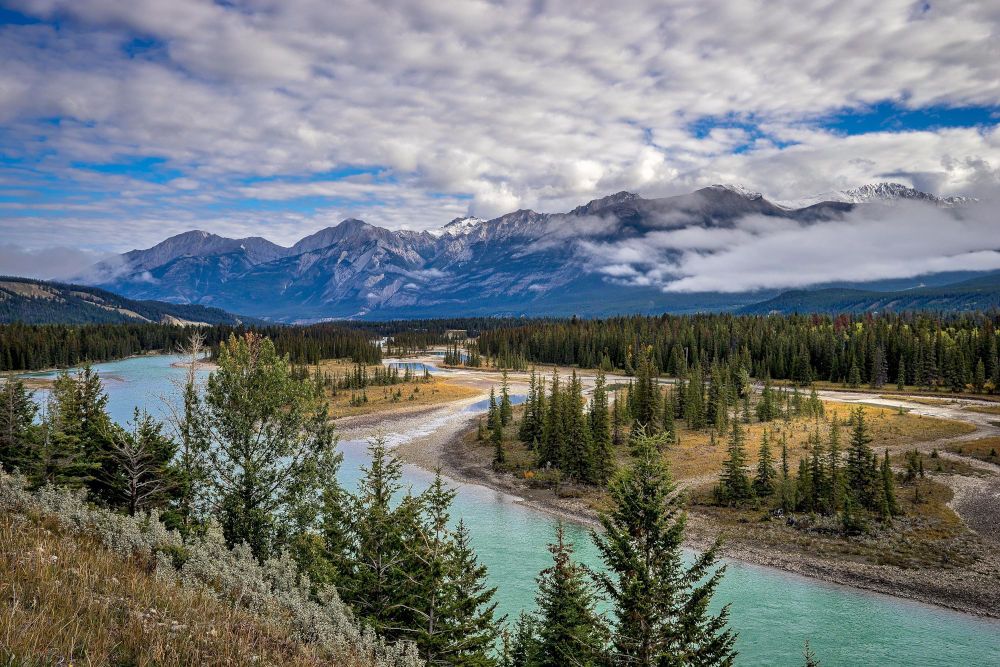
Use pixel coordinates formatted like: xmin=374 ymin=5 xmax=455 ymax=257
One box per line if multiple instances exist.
xmin=500 ymin=370 xmax=514 ymax=426
xmin=561 ymin=372 xmax=593 ymax=481
xmin=718 ymin=421 xmax=752 ymax=503
xmin=826 ymin=418 xmax=844 ymax=512
xmin=661 ymin=388 xmax=677 ymax=440
xmin=169 ymin=333 xmax=211 ymax=534
xmin=753 ymin=429 xmax=776 ymax=498
xmin=632 ymin=346 xmax=662 ymax=433
xmin=0 ymin=377 xmax=36 ymax=472
xmin=590 ymin=369 xmax=614 ymax=484
xmin=593 ymin=433 xmax=737 ymax=666
xmin=533 ymin=523 xmax=607 ymax=666
xmin=611 ymin=391 xmax=625 ymax=447
xmin=508 ymin=612 xmax=538 ymax=667
xmin=880 ymin=449 xmax=899 ymax=518
xmin=756 ymin=378 xmax=779 ymax=422
xmin=973 ymin=359 xmax=986 ymax=394
xmin=846 ymin=407 xmax=876 ymax=511
xmin=434 ymin=520 xmax=501 ymax=665
xmin=204 ymin=333 xmax=338 ymax=559
xmin=104 ymin=408 xmax=176 ymax=516
xmin=339 ymin=436 xmax=423 ymax=638
xmin=896 ymin=356 xmax=906 ymax=391
xmin=684 ymin=365 xmax=707 ymax=429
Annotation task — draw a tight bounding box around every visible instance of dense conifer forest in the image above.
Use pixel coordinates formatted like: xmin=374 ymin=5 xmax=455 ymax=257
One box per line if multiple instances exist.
xmin=0 ymin=322 xmax=381 ymax=371
xmin=476 ymin=312 xmax=1000 ymax=393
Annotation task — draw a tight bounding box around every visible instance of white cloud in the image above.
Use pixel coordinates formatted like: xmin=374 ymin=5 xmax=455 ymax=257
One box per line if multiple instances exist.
xmin=0 ymin=0 xmax=998 ymax=252
xmin=579 ymin=199 xmax=1000 ymax=293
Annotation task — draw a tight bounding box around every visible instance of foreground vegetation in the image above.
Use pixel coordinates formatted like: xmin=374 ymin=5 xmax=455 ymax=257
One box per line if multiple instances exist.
xmin=1 ymin=332 xmax=757 ymax=665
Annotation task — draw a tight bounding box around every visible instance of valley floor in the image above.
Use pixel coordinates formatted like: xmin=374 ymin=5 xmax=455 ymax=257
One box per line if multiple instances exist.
xmin=346 ymin=354 xmax=1000 ymax=619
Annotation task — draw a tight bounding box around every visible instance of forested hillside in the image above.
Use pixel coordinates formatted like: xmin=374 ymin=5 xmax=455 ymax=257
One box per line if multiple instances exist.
xmin=741 ymin=273 xmax=1000 ymax=314
xmin=0 ymin=276 xmax=248 ymax=325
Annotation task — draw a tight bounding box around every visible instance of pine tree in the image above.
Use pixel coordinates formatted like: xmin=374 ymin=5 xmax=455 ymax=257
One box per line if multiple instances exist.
xmin=611 ymin=391 xmax=625 ymax=447
xmin=489 ymin=385 xmax=506 ymax=466
xmin=204 ymin=333 xmax=338 ymax=559
xmin=533 ymin=523 xmax=607 ymax=666
xmin=661 ymin=388 xmax=676 ymax=440
xmin=881 ymin=449 xmax=898 ymax=518
xmin=340 ymin=435 xmax=423 ymax=638
xmin=896 ymin=356 xmax=906 ymax=391
xmin=718 ymin=421 xmax=752 ymax=503
xmin=169 ymin=333 xmax=210 ymax=534
xmin=753 ymin=429 xmax=776 ymax=498
xmin=435 ymin=520 xmax=501 ymax=665
xmin=563 ymin=372 xmax=593 ymax=481
xmin=593 ymin=433 xmax=737 ymax=666
xmin=826 ymin=417 xmax=843 ymax=512
xmin=0 ymin=377 xmax=36 ymax=472
xmin=973 ymin=359 xmax=986 ymax=394
xmin=846 ymin=406 xmax=876 ymax=511
xmin=632 ymin=346 xmax=661 ymax=433
xmin=590 ymin=369 xmax=614 ymax=484
xmin=508 ymin=612 xmax=538 ymax=667
xmin=756 ymin=377 xmax=779 ymax=422
xmin=500 ymin=370 xmax=513 ymax=426
xmin=684 ymin=365 xmax=707 ymax=429
xmin=519 ymin=370 xmax=539 ymax=443
xmin=104 ymin=408 xmax=176 ymax=516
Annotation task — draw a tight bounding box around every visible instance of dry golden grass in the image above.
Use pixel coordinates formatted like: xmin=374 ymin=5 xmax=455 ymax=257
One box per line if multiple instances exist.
xmin=880 ymin=395 xmax=955 ymax=407
xmin=312 ymin=360 xmax=479 ymax=418
xmin=963 ymin=404 xmax=1000 ymax=416
xmin=948 ymin=437 xmax=1000 ymax=464
xmin=667 ymin=401 xmax=974 ymax=485
xmin=0 ymin=515 xmax=377 ymax=667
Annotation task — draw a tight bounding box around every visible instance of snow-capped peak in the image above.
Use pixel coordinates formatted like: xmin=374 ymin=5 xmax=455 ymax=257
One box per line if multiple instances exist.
xmin=429 ymin=216 xmax=486 ymax=237
xmin=708 ymin=183 xmax=764 ymax=200
xmin=776 ymin=182 xmax=973 ymax=209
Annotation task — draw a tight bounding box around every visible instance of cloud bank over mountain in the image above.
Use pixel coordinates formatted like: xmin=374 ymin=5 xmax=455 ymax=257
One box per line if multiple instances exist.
xmin=580 ymin=197 xmax=1000 ymax=293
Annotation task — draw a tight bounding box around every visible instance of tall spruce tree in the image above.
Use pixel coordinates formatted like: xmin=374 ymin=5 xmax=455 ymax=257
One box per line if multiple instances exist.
xmin=533 ymin=523 xmax=607 ymax=666
xmin=592 ymin=433 xmax=737 ymax=666
xmin=590 ymin=369 xmax=614 ymax=484
xmin=753 ymin=429 xmax=776 ymax=497
xmin=0 ymin=377 xmax=36 ymax=472
xmin=846 ymin=406 xmax=877 ymax=511
xmin=500 ymin=370 xmax=514 ymax=427
xmin=718 ymin=421 xmax=752 ymax=503
xmin=339 ymin=435 xmax=424 ymax=638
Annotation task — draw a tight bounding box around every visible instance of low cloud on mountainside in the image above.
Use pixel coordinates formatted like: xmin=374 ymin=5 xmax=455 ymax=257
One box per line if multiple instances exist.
xmin=579 ymin=198 xmax=1000 ymax=293
xmin=0 ymin=244 xmax=116 ymax=281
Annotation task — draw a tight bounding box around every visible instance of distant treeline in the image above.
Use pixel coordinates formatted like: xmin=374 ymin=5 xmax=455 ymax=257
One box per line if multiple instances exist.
xmin=345 ymin=317 xmax=554 ymax=352
xmin=0 ymin=322 xmax=381 ymax=372
xmin=477 ymin=312 xmax=1000 ymax=393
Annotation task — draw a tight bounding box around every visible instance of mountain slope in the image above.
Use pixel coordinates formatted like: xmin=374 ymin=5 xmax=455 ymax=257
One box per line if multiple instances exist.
xmin=85 ymin=182 xmax=991 ymax=320
xmin=0 ymin=276 xmax=249 ymax=325
xmin=740 ymin=273 xmax=1000 ymax=314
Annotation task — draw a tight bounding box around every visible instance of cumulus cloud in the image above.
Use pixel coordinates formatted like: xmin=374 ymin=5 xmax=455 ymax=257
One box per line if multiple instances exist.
xmin=0 ymin=0 xmax=998 ymax=254
xmin=580 ymin=199 xmax=1000 ymax=293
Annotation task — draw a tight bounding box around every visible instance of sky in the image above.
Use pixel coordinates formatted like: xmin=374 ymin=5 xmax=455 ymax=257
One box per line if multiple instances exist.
xmin=0 ymin=0 xmax=999 ymax=280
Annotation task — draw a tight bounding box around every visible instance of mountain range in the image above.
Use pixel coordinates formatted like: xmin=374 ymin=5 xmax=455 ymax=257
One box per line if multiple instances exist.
xmin=82 ymin=183 xmax=996 ymax=321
